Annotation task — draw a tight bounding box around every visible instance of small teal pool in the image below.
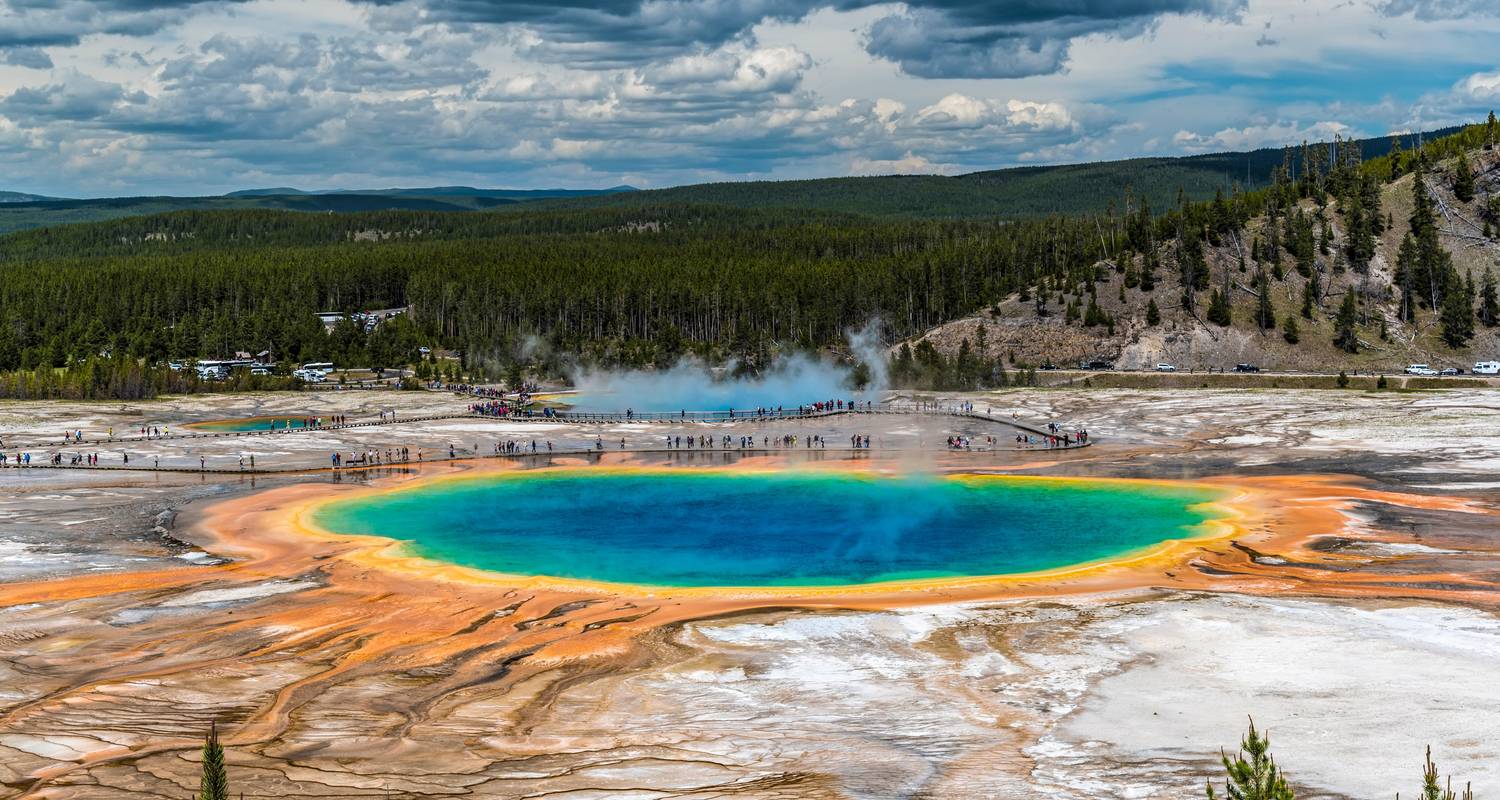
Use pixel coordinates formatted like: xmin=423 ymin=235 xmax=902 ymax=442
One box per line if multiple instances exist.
xmin=193 ymin=416 xmax=320 ymax=432
xmin=309 ymin=470 xmax=1226 ymax=587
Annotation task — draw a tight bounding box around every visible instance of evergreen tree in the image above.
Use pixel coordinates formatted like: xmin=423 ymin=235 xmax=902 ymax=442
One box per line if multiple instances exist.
xmin=1146 ymin=297 xmax=1162 ymax=326
xmin=1205 ymin=720 xmax=1294 ymax=800
xmin=1282 ymin=314 xmax=1300 ymax=344
xmin=1084 ymin=298 xmax=1111 ymax=327
xmin=1334 ymin=293 xmax=1360 ymax=353
xmin=1300 ymin=279 xmax=1316 ymax=320
xmin=1480 ymin=268 xmax=1499 ymax=327
xmin=199 ymin=722 xmax=228 ymax=800
xmin=1419 ymin=746 xmax=1472 ymax=800
xmin=1394 ymin=233 xmax=1419 ymax=321
xmin=892 ymin=342 xmax=915 ymax=385
xmin=1255 ymin=273 xmax=1276 ymax=331
xmin=1207 ymin=288 xmax=1233 ymax=326
xmin=1453 ymin=150 xmax=1476 ymax=203
xmin=1440 ymin=271 xmax=1476 ymax=348
xmin=955 ymin=337 xmax=977 ymax=389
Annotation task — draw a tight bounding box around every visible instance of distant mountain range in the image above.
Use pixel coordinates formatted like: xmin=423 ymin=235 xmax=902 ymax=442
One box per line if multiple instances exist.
xmin=224 ymin=185 xmax=637 ymax=199
xmin=0 ymin=191 xmax=63 ymax=203
xmin=0 ymin=186 xmax=636 ymax=234
xmin=0 ymin=126 xmax=1463 ymax=233
xmin=530 ymin=126 xmax=1463 ymax=219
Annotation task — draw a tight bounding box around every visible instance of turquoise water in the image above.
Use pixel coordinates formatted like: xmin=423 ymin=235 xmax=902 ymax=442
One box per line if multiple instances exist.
xmin=310 ymin=470 xmax=1225 ymax=587
xmin=195 ymin=416 xmax=318 ymax=432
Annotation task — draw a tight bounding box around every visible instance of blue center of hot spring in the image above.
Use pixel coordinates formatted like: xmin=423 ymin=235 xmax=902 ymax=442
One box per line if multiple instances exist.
xmin=309 ymin=470 xmax=1224 ymax=587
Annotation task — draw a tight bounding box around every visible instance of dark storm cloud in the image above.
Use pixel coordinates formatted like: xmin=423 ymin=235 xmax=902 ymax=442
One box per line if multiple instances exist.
xmin=0 ymin=73 xmax=133 ymax=122
xmin=0 ymin=0 xmax=251 ymax=47
xmin=1374 ymin=0 xmax=1500 ymax=19
xmin=0 ymin=45 xmax=53 ymax=68
xmin=859 ymin=0 xmax=1247 ymax=78
xmin=356 ymin=0 xmax=1246 ymax=77
xmin=2 ymin=0 xmax=1244 ymax=77
xmin=1374 ymin=0 xmax=1500 ymax=17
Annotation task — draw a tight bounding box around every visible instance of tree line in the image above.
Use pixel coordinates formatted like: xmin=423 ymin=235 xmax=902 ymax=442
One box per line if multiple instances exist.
xmin=0 ymin=115 xmax=1495 ymax=398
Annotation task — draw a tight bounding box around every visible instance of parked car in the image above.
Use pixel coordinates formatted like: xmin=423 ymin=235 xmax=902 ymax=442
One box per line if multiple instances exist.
xmin=1404 ymin=364 xmax=1438 ymax=376
xmin=293 ymin=368 xmax=327 ymax=383
xmin=1234 ymin=363 xmax=1261 ymax=373
xmin=1038 ymin=362 xmax=1058 ymax=370
xmin=1474 ymin=361 xmax=1500 ymax=375
xmin=1080 ymin=360 xmax=1114 ymax=371
xmin=1155 ymin=363 xmax=1176 ymax=372
xmin=1439 ymin=367 xmax=1461 ymax=376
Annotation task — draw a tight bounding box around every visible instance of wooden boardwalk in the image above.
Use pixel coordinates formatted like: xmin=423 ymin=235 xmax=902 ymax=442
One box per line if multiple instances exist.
xmin=0 ymin=402 xmax=1088 ymax=474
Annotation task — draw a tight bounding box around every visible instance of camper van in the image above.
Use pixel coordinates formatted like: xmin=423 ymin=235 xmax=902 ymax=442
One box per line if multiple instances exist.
xmin=1475 ymin=361 xmax=1500 ymax=375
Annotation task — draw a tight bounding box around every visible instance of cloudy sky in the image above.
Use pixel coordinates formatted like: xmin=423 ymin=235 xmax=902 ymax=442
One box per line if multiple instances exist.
xmin=2 ymin=0 xmax=1499 ymax=196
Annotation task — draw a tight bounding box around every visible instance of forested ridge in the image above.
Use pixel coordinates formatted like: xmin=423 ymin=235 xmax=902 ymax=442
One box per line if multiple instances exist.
xmin=532 ymin=127 xmax=1460 ymax=220
xmin=0 ymin=208 xmax=1118 ymax=373
xmin=0 ymin=117 xmax=1496 ymax=399
xmin=0 ymin=126 xmax=1461 ymax=235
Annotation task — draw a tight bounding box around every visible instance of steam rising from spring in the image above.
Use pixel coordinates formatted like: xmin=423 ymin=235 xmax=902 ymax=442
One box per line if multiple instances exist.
xmin=568 ymin=321 xmax=888 ymax=412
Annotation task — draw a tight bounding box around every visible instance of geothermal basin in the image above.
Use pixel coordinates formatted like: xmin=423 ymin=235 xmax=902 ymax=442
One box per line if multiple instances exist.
xmin=306 ymin=469 xmax=1229 ymax=587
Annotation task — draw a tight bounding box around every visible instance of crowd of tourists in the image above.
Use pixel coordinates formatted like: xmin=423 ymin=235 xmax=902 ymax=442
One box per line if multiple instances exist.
xmin=331 ymin=447 xmax=413 ymax=468
xmin=470 ymin=400 xmax=555 ymax=418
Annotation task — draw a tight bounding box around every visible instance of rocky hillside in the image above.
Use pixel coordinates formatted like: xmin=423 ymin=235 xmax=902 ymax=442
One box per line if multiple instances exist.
xmin=902 ymin=138 xmax=1500 ymax=374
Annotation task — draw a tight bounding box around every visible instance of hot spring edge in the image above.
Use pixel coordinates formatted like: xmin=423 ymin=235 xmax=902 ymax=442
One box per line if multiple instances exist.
xmin=302 ymin=468 xmax=1237 ymax=590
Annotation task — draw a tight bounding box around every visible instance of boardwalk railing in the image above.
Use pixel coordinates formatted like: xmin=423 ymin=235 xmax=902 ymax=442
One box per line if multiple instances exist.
xmin=492 ymin=402 xmax=1087 ymax=448
xmin=2 ymin=402 xmax=1087 ymax=460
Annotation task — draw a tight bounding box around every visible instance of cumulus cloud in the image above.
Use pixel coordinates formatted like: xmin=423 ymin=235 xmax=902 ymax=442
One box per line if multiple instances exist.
xmin=1373 ymin=0 xmax=1500 ymax=20
xmin=0 ymin=45 xmax=54 ymax=68
xmin=1456 ymin=70 xmax=1500 ymax=103
xmin=0 ymin=72 xmax=131 ymax=123
xmin=860 ymin=0 xmax=1248 ymax=79
xmin=1172 ymin=120 xmax=1353 ymax=152
xmin=354 ymin=0 xmax=1247 ymax=78
xmin=0 ymin=0 xmax=1486 ymax=196
xmin=0 ymin=0 xmax=251 ymax=48
xmin=850 ymin=150 xmax=950 ymax=175
xmin=915 ymin=94 xmax=1076 ymax=133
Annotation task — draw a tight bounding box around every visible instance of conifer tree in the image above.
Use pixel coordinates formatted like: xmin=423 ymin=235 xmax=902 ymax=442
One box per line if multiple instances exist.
xmin=1334 ymin=292 xmax=1360 ymax=353
xmin=1440 ymin=271 xmax=1476 ymax=348
xmin=199 ymin=722 xmax=228 ymax=800
xmin=955 ymin=337 xmax=977 ymax=389
xmin=1255 ymin=273 xmax=1276 ymax=331
xmin=1207 ymin=288 xmax=1233 ymax=326
xmin=1418 ymin=745 xmax=1472 ymax=800
xmin=1453 ymin=151 xmax=1476 ymax=203
xmin=1394 ymin=233 xmax=1419 ymax=321
xmin=1282 ymin=314 xmax=1300 ymax=345
xmin=1205 ymin=720 xmax=1294 ymax=800
xmin=1146 ymin=298 xmax=1161 ymax=326
xmin=1480 ymin=268 xmax=1499 ymax=327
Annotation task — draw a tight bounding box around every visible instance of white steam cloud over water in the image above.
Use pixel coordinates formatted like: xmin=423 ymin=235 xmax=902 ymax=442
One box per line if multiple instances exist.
xmin=568 ymin=322 xmax=888 ymax=412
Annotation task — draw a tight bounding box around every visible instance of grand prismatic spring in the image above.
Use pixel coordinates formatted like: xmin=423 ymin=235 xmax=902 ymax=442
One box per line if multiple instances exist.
xmin=3 ymin=388 xmax=1500 ymax=800
xmin=308 ymin=470 xmax=1227 ymax=587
